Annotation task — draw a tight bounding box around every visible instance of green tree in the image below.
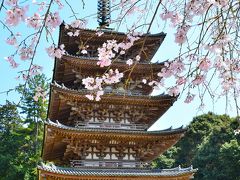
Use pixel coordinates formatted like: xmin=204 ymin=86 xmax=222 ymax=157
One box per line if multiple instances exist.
xmin=154 ymin=113 xmax=240 ymax=180
xmin=0 ymin=101 xmax=25 ymax=179
xmin=16 ymin=74 xmax=49 ymax=179
xmin=152 ymin=146 xmax=179 ymax=169
xmin=0 ymin=74 xmax=49 ymax=180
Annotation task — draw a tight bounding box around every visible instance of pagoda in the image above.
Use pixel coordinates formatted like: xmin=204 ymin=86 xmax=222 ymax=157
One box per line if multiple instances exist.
xmin=38 ymin=0 xmax=197 ymax=179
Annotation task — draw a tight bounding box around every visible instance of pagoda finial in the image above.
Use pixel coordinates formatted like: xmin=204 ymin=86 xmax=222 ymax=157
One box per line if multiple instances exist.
xmin=97 ymin=0 xmax=111 ymax=28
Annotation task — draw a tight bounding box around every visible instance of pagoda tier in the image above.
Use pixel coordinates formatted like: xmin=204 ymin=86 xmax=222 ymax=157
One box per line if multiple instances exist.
xmin=42 ymin=120 xmax=185 ymax=165
xmin=48 ymin=83 xmax=177 ymax=128
xmin=54 ymin=54 xmax=165 ymax=95
xmin=38 ymin=164 xmax=197 ymax=180
xmin=59 ymin=23 xmax=166 ymax=62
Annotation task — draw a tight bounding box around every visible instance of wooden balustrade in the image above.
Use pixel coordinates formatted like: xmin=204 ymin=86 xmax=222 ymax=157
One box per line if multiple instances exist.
xmin=75 ymin=122 xmax=148 ymax=130
xmin=70 ymin=160 xmax=150 ymax=168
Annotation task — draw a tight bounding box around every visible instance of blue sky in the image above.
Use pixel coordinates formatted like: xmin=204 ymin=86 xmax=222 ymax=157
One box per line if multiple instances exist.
xmin=0 ymin=0 xmax=237 ymax=130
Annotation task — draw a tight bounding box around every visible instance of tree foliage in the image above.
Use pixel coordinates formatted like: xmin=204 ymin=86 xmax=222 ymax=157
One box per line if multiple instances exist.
xmin=154 ymin=113 xmax=240 ymax=180
xmin=0 ymin=74 xmax=49 ymax=180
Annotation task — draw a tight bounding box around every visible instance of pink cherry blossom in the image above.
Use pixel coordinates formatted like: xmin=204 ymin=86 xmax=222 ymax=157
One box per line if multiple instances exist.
xmin=4 ymin=56 xmax=19 ymax=68
xmin=5 ymin=0 xmax=18 ymax=6
xmin=126 ymin=59 xmax=133 ymax=66
xmin=168 ymin=86 xmax=179 ymax=96
xmin=135 ymin=55 xmax=140 ymax=61
xmin=175 ymin=26 xmax=189 ymax=44
xmin=6 ymin=6 xmax=28 ymax=26
xmin=70 ymin=19 xmax=86 ymax=28
xmin=37 ymin=1 xmax=46 ymax=12
xmin=85 ymin=94 xmax=94 ymax=101
xmin=142 ymin=79 xmax=147 ymax=84
xmin=82 ymin=77 xmax=103 ymax=90
xmin=81 ymin=49 xmax=87 ymax=54
xmin=26 ymin=13 xmax=42 ymax=29
xmin=198 ymin=57 xmax=211 ymax=71
xmin=73 ymin=30 xmax=80 ymax=36
xmin=176 ymin=77 xmax=186 ymax=85
xmin=46 ymin=11 xmax=61 ymax=30
xmin=158 ymin=59 xmax=185 ymax=78
xmin=67 ymin=32 xmax=73 ymax=36
xmin=29 ymin=64 xmax=43 ymax=76
xmin=160 ymin=11 xmax=183 ymax=27
xmin=95 ymin=90 xmax=104 ymax=101
xmin=46 ymin=44 xmax=65 ymax=59
xmin=96 ymin=31 xmax=104 ymax=37
xmin=33 ymin=86 xmax=47 ymax=102
xmin=19 ymin=46 xmax=34 ymax=60
xmin=184 ymin=93 xmax=195 ymax=103
xmin=102 ymin=69 xmax=123 ymax=84
xmin=6 ymin=36 xmax=17 ymax=45
xmin=54 ymin=0 xmax=64 ymax=9
xmin=192 ymin=75 xmax=205 ymax=86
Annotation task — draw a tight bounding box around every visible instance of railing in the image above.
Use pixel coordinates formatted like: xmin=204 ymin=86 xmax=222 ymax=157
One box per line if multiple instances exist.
xmin=75 ymin=122 xmax=148 ymax=130
xmin=70 ymin=160 xmax=150 ymax=168
xmin=73 ymin=86 xmax=147 ymax=97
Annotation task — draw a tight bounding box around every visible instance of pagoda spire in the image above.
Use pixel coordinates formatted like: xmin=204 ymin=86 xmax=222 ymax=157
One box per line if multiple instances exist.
xmin=97 ymin=0 xmax=111 ymax=28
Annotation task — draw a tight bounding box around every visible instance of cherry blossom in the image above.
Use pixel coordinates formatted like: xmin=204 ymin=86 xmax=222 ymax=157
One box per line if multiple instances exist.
xmin=192 ymin=75 xmax=205 ymax=86
xmin=6 ymin=6 xmax=28 ymax=26
xmin=4 ymin=56 xmax=19 ymax=68
xmin=33 ymin=86 xmax=47 ymax=102
xmin=184 ymin=93 xmax=195 ymax=103
xmin=96 ymin=31 xmax=104 ymax=37
xmin=168 ymin=86 xmax=179 ymax=96
xmin=85 ymin=94 xmax=94 ymax=101
xmin=160 ymin=11 xmax=183 ymax=27
xmin=198 ymin=58 xmax=211 ymax=72
xmin=82 ymin=77 xmax=103 ymax=91
xmin=102 ymin=69 xmax=123 ymax=84
xmin=29 ymin=64 xmax=43 ymax=76
xmin=142 ymin=79 xmax=147 ymax=84
xmin=19 ymin=47 xmax=34 ymax=60
xmin=95 ymin=90 xmax=104 ymax=101
xmin=26 ymin=13 xmax=42 ymax=29
xmin=46 ymin=12 xmax=61 ymax=30
xmin=70 ymin=19 xmax=86 ymax=29
xmin=5 ymin=0 xmax=18 ymax=6
xmin=135 ymin=55 xmax=140 ymax=61
xmin=81 ymin=49 xmax=87 ymax=54
xmin=6 ymin=36 xmax=17 ymax=45
xmin=97 ymin=34 xmax=139 ymax=67
xmin=46 ymin=44 xmax=65 ymax=58
xmin=175 ymin=26 xmax=189 ymax=44
xmin=126 ymin=59 xmax=133 ymax=66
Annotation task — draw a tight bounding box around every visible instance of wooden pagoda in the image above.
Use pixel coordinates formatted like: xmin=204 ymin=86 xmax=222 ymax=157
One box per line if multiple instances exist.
xmin=38 ymin=1 xmax=197 ymax=179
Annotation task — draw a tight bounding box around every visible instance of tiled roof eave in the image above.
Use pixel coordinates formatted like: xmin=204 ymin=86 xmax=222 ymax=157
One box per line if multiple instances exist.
xmin=45 ymin=120 xmax=186 ymax=136
xmin=60 ymin=23 xmax=167 ymax=39
xmin=38 ymin=164 xmax=197 ymax=177
xmin=51 ymin=82 xmax=177 ymax=102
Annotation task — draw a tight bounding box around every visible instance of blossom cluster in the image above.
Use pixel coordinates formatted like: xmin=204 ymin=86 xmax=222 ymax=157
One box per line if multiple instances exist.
xmin=46 ymin=44 xmax=66 ymax=59
xmin=97 ymin=34 xmax=140 ymax=67
xmin=82 ymin=69 xmax=124 ymax=101
xmin=33 ymin=86 xmax=47 ymax=102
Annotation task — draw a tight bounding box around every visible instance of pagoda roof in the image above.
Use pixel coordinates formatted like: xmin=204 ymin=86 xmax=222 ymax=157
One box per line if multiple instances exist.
xmin=59 ymin=23 xmax=166 ymax=62
xmin=46 ymin=120 xmax=186 ymax=136
xmin=38 ymin=163 xmax=196 ymax=179
xmin=48 ymin=83 xmax=177 ymax=127
xmin=53 ymin=54 xmax=165 ymax=94
xmin=51 ymin=82 xmax=175 ymax=104
xmin=61 ymin=54 xmax=165 ymax=71
xmin=42 ymin=121 xmax=185 ymax=162
xmin=61 ymin=22 xmax=166 ymax=40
